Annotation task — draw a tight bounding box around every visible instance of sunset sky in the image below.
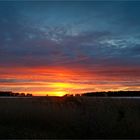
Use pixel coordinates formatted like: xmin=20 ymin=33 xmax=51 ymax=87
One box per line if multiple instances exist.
xmin=0 ymin=1 xmax=140 ymax=96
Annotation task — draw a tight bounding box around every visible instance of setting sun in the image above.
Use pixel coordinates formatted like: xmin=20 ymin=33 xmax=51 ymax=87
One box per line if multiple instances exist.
xmin=51 ymin=91 xmax=67 ymax=96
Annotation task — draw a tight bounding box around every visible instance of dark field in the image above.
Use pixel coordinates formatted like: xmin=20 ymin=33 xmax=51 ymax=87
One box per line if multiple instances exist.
xmin=0 ymin=96 xmax=140 ymax=139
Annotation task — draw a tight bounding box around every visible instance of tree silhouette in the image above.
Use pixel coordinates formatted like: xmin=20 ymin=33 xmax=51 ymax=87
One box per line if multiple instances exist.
xmin=0 ymin=91 xmax=32 ymax=97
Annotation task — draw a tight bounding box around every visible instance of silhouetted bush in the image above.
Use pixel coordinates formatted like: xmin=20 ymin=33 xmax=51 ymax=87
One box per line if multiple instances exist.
xmin=26 ymin=93 xmax=32 ymax=97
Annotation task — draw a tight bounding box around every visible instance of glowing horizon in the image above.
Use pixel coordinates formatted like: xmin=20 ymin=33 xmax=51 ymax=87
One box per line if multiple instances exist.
xmin=0 ymin=66 xmax=140 ymax=96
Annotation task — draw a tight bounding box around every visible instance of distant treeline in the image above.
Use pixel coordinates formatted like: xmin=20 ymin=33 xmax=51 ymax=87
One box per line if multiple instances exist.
xmin=82 ymin=91 xmax=140 ymax=97
xmin=0 ymin=91 xmax=32 ymax=97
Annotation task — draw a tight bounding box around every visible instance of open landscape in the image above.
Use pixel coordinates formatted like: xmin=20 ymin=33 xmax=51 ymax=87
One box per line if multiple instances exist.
xmin=0 ymin=1 xmax=140 ymax=139
xmin=0 ymin=96 xmax=140 ymax=139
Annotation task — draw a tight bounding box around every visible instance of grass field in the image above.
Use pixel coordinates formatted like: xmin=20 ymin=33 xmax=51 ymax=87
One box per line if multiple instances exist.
xmin=0 ymin=96 xmax=140 ymax=139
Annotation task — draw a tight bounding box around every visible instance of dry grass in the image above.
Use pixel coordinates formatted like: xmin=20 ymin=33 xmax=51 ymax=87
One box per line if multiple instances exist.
xmin=0 ymin=96 xmax=140 ymax=138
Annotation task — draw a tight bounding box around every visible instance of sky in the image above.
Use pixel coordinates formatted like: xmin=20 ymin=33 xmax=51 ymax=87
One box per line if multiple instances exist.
xmin=0 ymin=1 xmax=140 ymax=96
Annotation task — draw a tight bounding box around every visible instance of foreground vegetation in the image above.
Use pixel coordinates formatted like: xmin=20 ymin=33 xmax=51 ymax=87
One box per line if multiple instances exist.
xmin=0 ymin=96 xmax=140 ymax=138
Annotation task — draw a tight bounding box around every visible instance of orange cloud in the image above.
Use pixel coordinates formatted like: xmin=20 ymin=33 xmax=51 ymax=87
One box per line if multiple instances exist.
xmin=0 ymin=66 xmax=140 ymax=96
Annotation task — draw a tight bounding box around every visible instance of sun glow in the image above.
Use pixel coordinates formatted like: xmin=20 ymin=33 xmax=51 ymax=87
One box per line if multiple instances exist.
xmin=31 ymin=91 xmax=67 ymax=96
xmin=48 ymin=82 xmax=72 ymax=96
xmin=50 ymin=82 xmax=73 ymax=88
xmin=51 ymin=91 xmax=67 ymax=96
